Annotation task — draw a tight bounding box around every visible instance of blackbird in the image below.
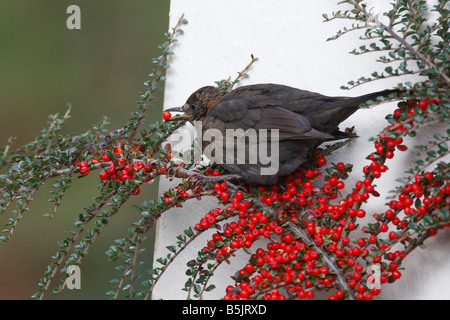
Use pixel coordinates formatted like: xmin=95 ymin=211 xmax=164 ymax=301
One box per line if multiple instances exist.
xmin=166 ymin=83 xmax=399 ymax=185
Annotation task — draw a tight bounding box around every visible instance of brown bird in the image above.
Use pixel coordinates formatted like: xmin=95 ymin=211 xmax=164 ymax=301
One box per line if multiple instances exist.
xmin=166 ymin=83 xmax=399 ymax=185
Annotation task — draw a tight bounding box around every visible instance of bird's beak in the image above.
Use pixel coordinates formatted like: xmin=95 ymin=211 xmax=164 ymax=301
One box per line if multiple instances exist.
xmin=164 ymin=106 xmax=192 ymax=121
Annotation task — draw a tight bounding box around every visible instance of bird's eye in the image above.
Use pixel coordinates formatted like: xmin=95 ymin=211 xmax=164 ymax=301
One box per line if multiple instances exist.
xmin=189 ymin=102 xmax=200 ymax=111
xmin=181 ymin=100 xmax=199 ymax=113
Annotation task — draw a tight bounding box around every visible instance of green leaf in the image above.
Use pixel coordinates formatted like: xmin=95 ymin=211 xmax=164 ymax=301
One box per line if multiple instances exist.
xmin=193 ymin=284 xmax=201 ymax=294
xmin=423 ymin=216 xmax=434 ymax=226
xmin=205 ymin=285 xmax=216 ymax=292
xmin=440 ymin=208 xmax=449 ymax=221
xmin=167 ymin=245 xmax=177 ymax=253
xmin=426 ymin=150 xmax=437 ymax=158
xmin=408 ymin=222 xmax=419 ymax=232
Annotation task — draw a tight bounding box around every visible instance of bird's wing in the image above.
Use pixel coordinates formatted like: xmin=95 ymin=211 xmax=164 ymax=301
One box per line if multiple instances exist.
xmin=219 ymin=83 xmax=359 ymax=134
xmin=206 ymin=94 xmax=334 ymax=140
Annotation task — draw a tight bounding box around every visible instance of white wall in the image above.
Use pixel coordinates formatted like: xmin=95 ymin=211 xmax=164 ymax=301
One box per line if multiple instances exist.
xmin=155 ymin=0 xmax=450 ymax=299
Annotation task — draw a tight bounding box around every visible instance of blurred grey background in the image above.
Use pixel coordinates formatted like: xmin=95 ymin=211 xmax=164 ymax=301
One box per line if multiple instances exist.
xmin=0 ymin=1 xmax=170 ymax=299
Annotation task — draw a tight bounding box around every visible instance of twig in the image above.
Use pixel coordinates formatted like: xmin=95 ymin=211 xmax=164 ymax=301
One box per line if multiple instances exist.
xmin=287 ymin=222 xmax=356 ymax=300
xmin=175 ymin=166 xmax=242 ymax=186
xmin=124 ymin=14 xmax=187 ymax=142
xmin=38 ymin=189 xmax=118 ymax=299
xmin=346 ymin=0 xmax=450 ymax=85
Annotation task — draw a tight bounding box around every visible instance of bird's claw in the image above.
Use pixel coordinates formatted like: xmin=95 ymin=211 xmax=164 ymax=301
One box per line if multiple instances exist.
xmin=177 ymin=167 xmax=243 ymax=187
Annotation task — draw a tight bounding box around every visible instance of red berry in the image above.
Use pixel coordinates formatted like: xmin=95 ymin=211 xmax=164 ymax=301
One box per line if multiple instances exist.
xmin=79 ymin=161 xmax=88 ymax=168
xmin=357 ymin=238 xmax=366 ymax=247
xmin=389 ymin=261 xmax=398 ymax=271
xmin=356 ymin=209 xmax=366 ymax=218
xmin=329 ymin=176 xmax=338 ymax=186
xmin=99 ymin=171 xmax=108 ymax=180
xmin=336 ymin=181 xmax=345 ymax=189
xmin=364 ymin=292 xmax=374 ymax=300
xmin=283 ymin=234 xmax=294 ymax=243
xmin=335 ymin=248 xmax=345 ymax=257
xmin=417 ymin=100 xmax=429 ymax=109
xmin=244 ymin=263 xmax=254 ymax=273
xmin=101 ymin=154 xmax=111 ymax=162
xmin=336 ymin=162 xmax=346 ymax=171
xmin=107 ymin=163 xmax=116 ymax=174
xmin=319 ymin=266 xmax=329 ymax=275
xmin=220 ymin=192 xmax=230 ymax=202
xmin=80 ymin=167 xmax=89 ymax=176
xmin=428 ymin=228 xmax=438 ymax=236
xmin=231 ymin=240 xmax=240 ymax=248
xmin=274 ymin=226 xmax=284 ymax=235
xmin=317 ymin=157 xmax=327 ymax=166
xmin=357 ymin=283 xmax=366 ymax=293
xmin=371 ymin=286 xmax=381 ymax=296
xmin=162 ymin=111 xmax=172 ymax=121
xmin=341 ymin=236 xmax=350 ymax=245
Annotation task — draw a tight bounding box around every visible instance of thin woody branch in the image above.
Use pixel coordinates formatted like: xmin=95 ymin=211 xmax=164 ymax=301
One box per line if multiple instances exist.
xmin=346 ymin=0 xmax=450 ymax=86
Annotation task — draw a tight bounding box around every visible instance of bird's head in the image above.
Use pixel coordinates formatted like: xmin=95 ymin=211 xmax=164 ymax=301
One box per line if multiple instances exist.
xmin=164 ymin=86 xmax=225 ymax=122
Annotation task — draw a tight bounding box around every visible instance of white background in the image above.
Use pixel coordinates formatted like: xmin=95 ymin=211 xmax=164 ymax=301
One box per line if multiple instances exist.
xmin=156 ymin=0 xmax=450 ymax=299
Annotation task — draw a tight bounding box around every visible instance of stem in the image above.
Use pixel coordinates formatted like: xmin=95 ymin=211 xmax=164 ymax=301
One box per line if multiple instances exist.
xmin=230 ymin=55 xmax=258 ymax=90
xmin=218 ymin=54 xmax=258 ymax=91
xmin=124 ymin=14 xmax=186 ymax=142
xmin=140 ymin=194 xmax=212 ymax=300
xmin=346 ymin=0 xmax=450 ymax=86
xmin=113 ymin=241 xmax=140 ymax=300
xmin=175 ymin=167 xmax=242 ymax=183
xmin=198 ymin=262 xmax=222 ymax=300
xmin=287 ymin=222 xmax=356 ymax=300
xmin=38 ymin=189 xmax=118 ymax=299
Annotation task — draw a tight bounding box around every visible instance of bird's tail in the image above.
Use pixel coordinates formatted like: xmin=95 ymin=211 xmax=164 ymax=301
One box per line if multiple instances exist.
xmin=347 ymin=88 xmax=402 ymax=108
xmin=316 ymin=88 xmax=403 ymax=135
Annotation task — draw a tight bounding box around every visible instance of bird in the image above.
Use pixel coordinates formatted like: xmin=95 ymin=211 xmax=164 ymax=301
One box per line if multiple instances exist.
xmin=165 ymin=83 xmax=400 ymax=185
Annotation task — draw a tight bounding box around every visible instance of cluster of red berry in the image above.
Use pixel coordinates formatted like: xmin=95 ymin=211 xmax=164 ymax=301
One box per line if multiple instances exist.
xmin=225 ymin=236 xmax=335 ymax=300
xmin=195 ymin=190 xmax=288 ymax=258
xmin=74 ymin=160 xmax=90 ymax=177
xmin=187 ymin=98 xmax=449 ymax=300
xmin=191 ymin=153 xmax=353 ymax=299
xmin=74 ymin=141 xmax=159 ymax=196
xmin=97 ymin=142 xmax=146 ymax=184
